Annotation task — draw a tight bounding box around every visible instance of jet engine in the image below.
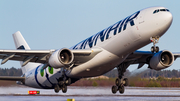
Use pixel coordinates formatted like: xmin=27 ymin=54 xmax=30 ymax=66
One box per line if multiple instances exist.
xmin=149 ymin=50 xmax=174 ymax=70
xmin=48 ymin=48 xmax=74 ymax=69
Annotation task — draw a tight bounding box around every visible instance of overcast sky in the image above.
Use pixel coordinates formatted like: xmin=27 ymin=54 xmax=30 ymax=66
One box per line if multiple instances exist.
xmin=0 ymin=0 xmax=180 ymax=71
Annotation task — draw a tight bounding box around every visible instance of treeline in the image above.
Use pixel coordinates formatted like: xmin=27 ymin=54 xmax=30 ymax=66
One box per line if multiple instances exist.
xmin=1 ymin=67 xmax=180 ymax=78
xmin=0 ymin=67 xmax=22 ymax=76
xmin=129 ymin=76 xmax=180 ymax=87
xmin=140 ymin=69 xmax=180 ymax=78
xmin=104 ymin=69 xmax=180 ymax=78
xmin=103 ymin=69 xmax=131 ymax=78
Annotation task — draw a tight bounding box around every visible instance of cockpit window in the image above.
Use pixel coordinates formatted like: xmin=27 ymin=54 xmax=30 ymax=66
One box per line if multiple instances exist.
xmin=157 ymin=9 xmax=159 ymax=13
xmin=153 ymin=9 xmax=170 ymax=14
xmin=153 ymin=10 xmax=157 ymax=14
xmin=160 ymin=9 xmax=166 ymax=11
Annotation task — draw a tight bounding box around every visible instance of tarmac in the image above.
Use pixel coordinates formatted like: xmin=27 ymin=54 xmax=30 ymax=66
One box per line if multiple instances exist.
xmin=0 ymin=86 xmax=180 ymax=101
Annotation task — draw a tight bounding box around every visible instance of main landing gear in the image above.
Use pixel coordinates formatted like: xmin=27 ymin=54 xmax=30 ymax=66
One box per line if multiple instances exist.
xmin=150 ymin=36 xmax=159 ymax=53
xmin=112 ymin=78 xmax=128 ymax=94
xmin=112 ymin=63 xmax=130 ymax=94
xmin=54 ymin=68 xmax=71 ymax=93
xmin=54 ymin=77 xmax=71 ymax=93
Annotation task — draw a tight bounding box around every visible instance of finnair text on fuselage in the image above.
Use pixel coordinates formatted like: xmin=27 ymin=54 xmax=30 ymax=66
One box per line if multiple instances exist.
xmin=72 ymin=11 xmax=140 ymax=50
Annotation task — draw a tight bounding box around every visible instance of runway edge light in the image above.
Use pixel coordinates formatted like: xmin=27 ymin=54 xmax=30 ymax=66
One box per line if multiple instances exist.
xmin=28 ymin=90 xmax=40 ymax=95
xmin=67 ymin=98 xmax=75 ymax=101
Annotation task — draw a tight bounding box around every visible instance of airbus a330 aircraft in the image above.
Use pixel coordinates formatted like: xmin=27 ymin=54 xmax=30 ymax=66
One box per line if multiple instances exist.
xmin=0 ymin=6 xmax=178 ymax=94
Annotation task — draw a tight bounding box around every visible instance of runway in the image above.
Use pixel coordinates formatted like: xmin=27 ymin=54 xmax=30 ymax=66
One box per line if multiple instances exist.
xmin=1 ymin=94 xmax=180 ymax=97
xmin=0 ymin=86 xmax=180 ymax=101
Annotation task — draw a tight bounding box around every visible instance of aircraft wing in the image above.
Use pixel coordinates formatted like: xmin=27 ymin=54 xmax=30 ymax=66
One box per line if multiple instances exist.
xmin=0 ymin=49 xmax=55 ymax=65
xmin=172 ymin=52 xmax=180 ymax=59
xmin=124 ymin=50 xmax=180 ymax=69
xmin=124 ymin=51 xmax=153 ymax=64
xmin=0 ymin=48 xmax=101 ymax=66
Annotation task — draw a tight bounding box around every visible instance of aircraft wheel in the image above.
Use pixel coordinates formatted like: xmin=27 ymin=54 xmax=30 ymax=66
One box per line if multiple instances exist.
xmin=65 ymin=78 xmax=71 ymax=85
xmin=151 ymin=46 xmax=155 ymax=53
xmin=151 ymin=46 xmax=159 ymax=53
xmin=123 ymin=78 xmax=129 ymax=86
xmin=119 ymin=85 xmax=125 ymax=94
xmin=115 ymin=78 xmax=121 ymax=86
xmin=112 ymin=85 xmax=117 ymax=94
xmin=54 ymin=84 xmax=60 ymax=93
xmin=155 ymin=46 xmax=159 ymax=53
xmin=62 ymin=84 xmax=67 ymax=93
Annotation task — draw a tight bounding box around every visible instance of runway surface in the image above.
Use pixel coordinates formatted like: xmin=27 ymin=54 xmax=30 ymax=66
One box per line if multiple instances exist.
xmin=0 ymin=86 xmax=180 ymax=101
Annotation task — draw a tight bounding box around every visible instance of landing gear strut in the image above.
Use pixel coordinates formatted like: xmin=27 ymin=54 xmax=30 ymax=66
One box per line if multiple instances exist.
xmin=111 ymin=63 xmax=130 ymax=94
xmin=150 ymin=36 xmax=159 ymax=53
xmin=54 ymin=68 xmax=71 ymax=93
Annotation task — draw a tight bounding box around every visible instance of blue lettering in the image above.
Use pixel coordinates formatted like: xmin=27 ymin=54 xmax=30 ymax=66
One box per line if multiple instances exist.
xmin=82 ymin=36 xmax=94 ymax=49
xmin=94 ymin=29 xmax=109 ymax=46
xmin=106 ymin=21 xmax=121 ymax=39
xmin=72 ymin=44 xmax=78 ymax=49
xmin=118 ymin=18 xmax=127 ymax=33
xmin=123 ymin=11 xmax=140 ymax=30
xmin=80 ymin=40 xmax=87 ymax=49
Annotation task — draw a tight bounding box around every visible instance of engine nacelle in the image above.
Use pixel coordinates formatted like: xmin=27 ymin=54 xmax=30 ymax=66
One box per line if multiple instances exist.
xmin=149 ymin=50 xmax=174 ymax=70
xmin=48 ymin=48 xmax=74 ymax=69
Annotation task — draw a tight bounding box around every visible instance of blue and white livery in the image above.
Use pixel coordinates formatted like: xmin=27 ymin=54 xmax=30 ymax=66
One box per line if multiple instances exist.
xmin=0 ymin=7 xmax=178 ymax=94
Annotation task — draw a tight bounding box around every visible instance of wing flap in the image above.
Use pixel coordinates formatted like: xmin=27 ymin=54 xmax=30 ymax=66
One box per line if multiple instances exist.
xmin=0 ymin=76 xmax=25 ymax=82
xmin=0 ymin=49 xmax=55 ymax=65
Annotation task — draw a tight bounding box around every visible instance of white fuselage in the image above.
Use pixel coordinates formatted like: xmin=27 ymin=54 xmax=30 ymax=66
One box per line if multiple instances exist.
xmin=24 ymin=6 xmax=173 ymax=89
xmin=67 ymin=6 xmax=172 ymax=78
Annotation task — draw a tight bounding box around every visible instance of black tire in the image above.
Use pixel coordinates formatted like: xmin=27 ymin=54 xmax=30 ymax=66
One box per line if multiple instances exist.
xmin=155 ymin=46 xmax=159 ymax=53
xmin=119 ymin=85 xmax=125 ymax=94
xmin=112 ymin=86 xmax=117 ymax=94
xmin=66 ymin=78 xmax=71 ymax=85
xmin=115 ymin=78 xmax=121 ymax=86
xmin=62 ymin=84 xmax=67 ymax=93
xmin=54 ymin=84 xmax=60 ymax=93
xmin=123 ymin=78 xmax=129 ymax=86
xmin=151 ymin=46 xmax=155 ymax=53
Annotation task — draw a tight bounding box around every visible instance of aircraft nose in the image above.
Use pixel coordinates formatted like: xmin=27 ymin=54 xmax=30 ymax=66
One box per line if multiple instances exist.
xmin=139 ymin=7 xmax=173 ymax=40
xmin=163 ymin=12 xmax=173 ymax=26
xmin=158 ymin=11 xmax=173 ymax=34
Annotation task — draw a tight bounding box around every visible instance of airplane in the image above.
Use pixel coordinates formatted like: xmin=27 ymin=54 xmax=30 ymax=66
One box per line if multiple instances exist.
xmin=0 ymin=6 xmax=178 ymax=94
